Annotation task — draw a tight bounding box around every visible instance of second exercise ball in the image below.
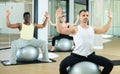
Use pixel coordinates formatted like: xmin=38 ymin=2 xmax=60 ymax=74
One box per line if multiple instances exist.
xmin=69 ymin=61 xmax=101 ymax=74
xmin=17 ymin=46 xmax=39 ymax=62
xmin=55 ymin=38 xmax=72 ymax=51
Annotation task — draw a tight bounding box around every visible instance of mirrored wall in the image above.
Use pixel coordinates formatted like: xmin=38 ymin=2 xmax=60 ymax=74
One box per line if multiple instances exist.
xmin=89 ymin=0 xmax=120 ymax=37
xmin=48 ymin=0 xmax=86 ymax=36
xmin=1 ymin=0 xmax=85 ymax=49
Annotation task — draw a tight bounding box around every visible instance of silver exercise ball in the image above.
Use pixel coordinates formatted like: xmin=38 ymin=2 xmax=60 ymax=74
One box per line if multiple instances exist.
xmin=55 ymin=38 xmax=72 ymax=51
xmin=69 ymin=61 xmax=101 ymax=74
xmin=17 ymin=46 xmax=39 ymax=62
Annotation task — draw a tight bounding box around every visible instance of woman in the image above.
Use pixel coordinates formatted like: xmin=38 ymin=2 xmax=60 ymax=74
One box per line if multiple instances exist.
xmin=48 ymin=14 xmax=79 ymax=52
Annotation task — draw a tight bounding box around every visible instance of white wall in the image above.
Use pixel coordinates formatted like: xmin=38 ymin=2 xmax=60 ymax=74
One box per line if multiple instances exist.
xmin=37 ymin=0 xmax=48 ymax=43
xmin=110 ymin=0 xmax=120 ymax=36
xmin=89 ymin=0 xmax=104 ymax=49
xmin=0 ymin=2 xmax=32 ymax=34
xmin=0 ymin=2 xmax=24 ymax=34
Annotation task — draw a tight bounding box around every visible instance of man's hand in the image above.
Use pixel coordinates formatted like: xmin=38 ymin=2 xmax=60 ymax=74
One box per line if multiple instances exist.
xmin=108 ymin=9 xmax=112 ymax=19
xmin=6 ymin=10 xmax=10 ymax=16
xmin=44 ymin=12 xmax=49 ymax=18
xmin=56 ymin=7 xmax=63 ymax=18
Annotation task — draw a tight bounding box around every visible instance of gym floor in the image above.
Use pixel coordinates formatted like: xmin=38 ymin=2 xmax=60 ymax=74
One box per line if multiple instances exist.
xmin=0 ymin=34 xmax=120 ymax=74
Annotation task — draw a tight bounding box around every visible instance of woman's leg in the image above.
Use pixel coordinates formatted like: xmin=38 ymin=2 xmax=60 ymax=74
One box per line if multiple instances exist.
xmin=51 ymin=35 xmax=62 ymax=51
xmin=64 ymin=35 xmax=73 ymax=40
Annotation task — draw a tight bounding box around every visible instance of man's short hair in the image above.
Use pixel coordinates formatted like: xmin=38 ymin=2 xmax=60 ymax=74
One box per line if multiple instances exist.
xmin=79 ymin=9 xmax=88 ymax=15
xmin=23 ymin=12 xmax=30 ymax=18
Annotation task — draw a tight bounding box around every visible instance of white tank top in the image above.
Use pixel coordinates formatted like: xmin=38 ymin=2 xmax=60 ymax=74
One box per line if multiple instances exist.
xmin=72 ymin=25 xmax=94 ymax=57
xmin=20 ymin=23 xmax=34 ymax=40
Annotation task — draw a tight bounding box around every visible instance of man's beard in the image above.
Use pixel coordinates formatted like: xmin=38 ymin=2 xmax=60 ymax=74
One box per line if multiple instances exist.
xmin=83 ymin=19 xmax=88 ymax=23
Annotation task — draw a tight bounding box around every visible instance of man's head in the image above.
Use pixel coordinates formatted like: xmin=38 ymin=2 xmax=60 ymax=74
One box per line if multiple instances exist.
xmin=23 ymin=12 xmax=30 ymax=23
xmin=61 ymin=15 xmax=66 ymax=22
xmin=79 ymin=9 xmax=88 ymax=23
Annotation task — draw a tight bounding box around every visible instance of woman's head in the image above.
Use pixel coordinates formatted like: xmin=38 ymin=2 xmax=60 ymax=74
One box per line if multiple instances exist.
xmin=60 ymin=15 xmax=66 ymax=23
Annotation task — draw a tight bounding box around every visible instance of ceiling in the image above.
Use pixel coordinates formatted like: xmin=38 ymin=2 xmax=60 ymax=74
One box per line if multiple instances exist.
xmin=0 ymin=0 xmax=32 ymax=3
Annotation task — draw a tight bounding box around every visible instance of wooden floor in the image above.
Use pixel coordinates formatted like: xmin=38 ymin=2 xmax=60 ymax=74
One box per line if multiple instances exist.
xmin=0 ymin=34 xmax=120 ymax=74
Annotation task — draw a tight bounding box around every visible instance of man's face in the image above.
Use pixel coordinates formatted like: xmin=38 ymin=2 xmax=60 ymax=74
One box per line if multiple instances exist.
xmin=61 ymin=16 xmax=66 ymax=22
xmin=24 ymin=14 xmax=30 ymax=23
xmin=79 ymin=11 xmax=89 ymax=23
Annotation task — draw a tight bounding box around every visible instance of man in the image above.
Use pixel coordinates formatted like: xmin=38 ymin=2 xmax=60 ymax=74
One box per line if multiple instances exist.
xmin=6 ymin=10 xmax=51 ymax=65
xmin=56 ymin=8 xmax=113 ymax=74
